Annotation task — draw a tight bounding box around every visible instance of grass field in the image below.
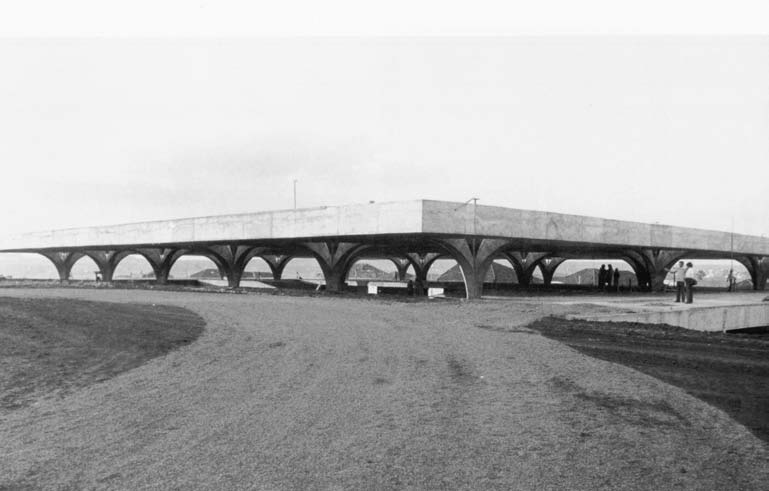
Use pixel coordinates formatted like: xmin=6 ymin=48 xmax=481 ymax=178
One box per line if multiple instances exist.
xmin=1 ymin=288 xmax=768 ymax=490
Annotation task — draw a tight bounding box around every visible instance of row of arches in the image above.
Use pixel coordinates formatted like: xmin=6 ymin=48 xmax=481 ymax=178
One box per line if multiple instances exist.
xmin=25 ymin=238 xmax=769 ymax=298
xmin=20 ymin=251 xmax=603 ymax=285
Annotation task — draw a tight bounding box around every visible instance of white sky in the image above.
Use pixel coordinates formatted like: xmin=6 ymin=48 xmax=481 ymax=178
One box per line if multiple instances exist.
xmin=1 ymin=2 xmax=768 ymax=238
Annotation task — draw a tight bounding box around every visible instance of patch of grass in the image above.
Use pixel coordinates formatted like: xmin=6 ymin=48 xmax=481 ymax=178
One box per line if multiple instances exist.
xmin=0 ymin=297 xmax=205 ymax=411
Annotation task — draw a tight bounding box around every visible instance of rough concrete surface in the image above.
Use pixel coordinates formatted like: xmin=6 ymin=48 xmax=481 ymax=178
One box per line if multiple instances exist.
xmin=5 ymin=200 xmax=769 ymax=256
xmin=1 ymin=289 xmax=768 ymax=490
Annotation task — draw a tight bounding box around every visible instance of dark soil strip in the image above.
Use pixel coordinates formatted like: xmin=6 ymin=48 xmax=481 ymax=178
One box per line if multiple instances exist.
xmin=0 ymin=297 xmax=205 ymax=412
xmin=528 ymin=317 xmax=769 ymax=443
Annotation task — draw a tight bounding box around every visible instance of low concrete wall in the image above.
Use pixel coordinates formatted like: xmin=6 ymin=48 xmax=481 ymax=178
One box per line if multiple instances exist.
xmin=570 ymin=304 xmax=769 ymax=332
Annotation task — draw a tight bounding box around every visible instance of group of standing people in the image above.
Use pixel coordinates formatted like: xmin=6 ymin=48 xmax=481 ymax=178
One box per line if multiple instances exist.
xmin=598 ymin=264 xmax=621 ymax=291
xmin=667 ymin=260 xmax=697 ymax=303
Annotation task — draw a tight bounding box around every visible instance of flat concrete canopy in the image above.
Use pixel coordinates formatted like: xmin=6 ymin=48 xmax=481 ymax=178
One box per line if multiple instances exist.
xmin=2 ymin=200 xmax=768 ymax=297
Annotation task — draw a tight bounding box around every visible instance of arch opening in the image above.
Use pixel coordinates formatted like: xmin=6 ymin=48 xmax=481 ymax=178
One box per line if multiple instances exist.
xmin=243 ymin=256 xmax=274 ymax=281
xmin=69 ymin=255 xmax=101 ymax=281
xmin=551 ymin=259 xmax=636 ymax=288
xmin=668 ymin=258 xmax=752 ymax=289
xmin=0 ymin=253 xmax=60 ymax=280
xmin=169 ymin=254 xmax=222 ymax=281
xmin=487 ymin=259 xmax=519 ymax=284
xmin=280 ymin=257 xmax=324 ymax=283
xmin=113 ymin=253 xmax=156 ymax=280
xmin=346 ymin=259 xmax=399 ymax=282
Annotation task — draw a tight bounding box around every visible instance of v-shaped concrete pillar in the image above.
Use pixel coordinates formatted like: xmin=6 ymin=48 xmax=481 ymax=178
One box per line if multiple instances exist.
xmin=302 ymin=241 xmax=365 ymax=292
xmin=433 ymin=238 xmax=513 ymax=299
xmin=624 ymin=249 xmax=688 ymax=291
xmin=39 ymin=251 xmax=84 ymax=282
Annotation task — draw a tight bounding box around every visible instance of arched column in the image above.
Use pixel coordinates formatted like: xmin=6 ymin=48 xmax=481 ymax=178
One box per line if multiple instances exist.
xmin=132 ymin=248 xmax=185 ymax=284
xmin=203 ymin=245 xmax=270 ymax=288
xmin=405 ymin=252 xmax=441 ymax=285
xmin=502 ymin=251 xmax=550 ymax=286
xmin=759 ymin=258 xmax=769 ymax=290
xmin=626 ymin=249 xmax=688 ymax=292
xmin=39 ymin=251 xmax=84 ymax=282
xmin=737 ymin=256 xmax=769 ymax=291
xmin=431 ymin=238 xmax=513 ymax=299
xmin=539 ymin=257 xmax=566 ymax=286
xmin=83 ymin=250 xmax=135 ymax=282
xmin=389 ymin=257 xmax=411 ymax=281
xmin=260 ymin=254 xmax=294 ymax=281
xmin=302 ymin=241 xmax=365 ymax=293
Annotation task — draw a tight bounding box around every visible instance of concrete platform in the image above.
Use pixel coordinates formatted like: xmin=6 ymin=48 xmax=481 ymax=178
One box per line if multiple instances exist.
xmin=560 ymin=292 xmax=769 ymax=332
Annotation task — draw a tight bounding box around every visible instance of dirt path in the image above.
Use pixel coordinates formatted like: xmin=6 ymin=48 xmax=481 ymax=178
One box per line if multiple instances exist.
xmin=1 ymin=288 xmax=768 ymax=490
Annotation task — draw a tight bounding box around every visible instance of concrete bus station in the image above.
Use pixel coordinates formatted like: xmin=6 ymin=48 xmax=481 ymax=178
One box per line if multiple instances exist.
xmin=2 ymin=200 xmax=768 ymax=300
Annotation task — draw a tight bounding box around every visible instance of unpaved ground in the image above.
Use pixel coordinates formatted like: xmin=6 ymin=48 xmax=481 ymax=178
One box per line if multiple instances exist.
xmin=529 ymin=317 xmax=769 ymax=443
xmin=1 ymin=288 xmax=768 ymax=490
xmin=0 ymin=297 xmax=204 ymax=412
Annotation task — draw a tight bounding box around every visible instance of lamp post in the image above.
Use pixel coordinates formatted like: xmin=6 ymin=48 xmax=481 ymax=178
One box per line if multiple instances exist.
xmin=293 ymin=179 xmax=298 ymax=210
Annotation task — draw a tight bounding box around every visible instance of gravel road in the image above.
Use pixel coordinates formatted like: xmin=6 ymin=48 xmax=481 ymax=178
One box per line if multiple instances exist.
xmin=1 ymin=288 xmax=768 ymax=490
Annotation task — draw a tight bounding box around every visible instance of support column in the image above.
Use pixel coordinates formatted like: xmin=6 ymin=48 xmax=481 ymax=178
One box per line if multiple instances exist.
xmin=405 ymin=252 xmax=440 ymax=286
xmin=84 ymin=251 xmax=122 ymax=282
xmin=135 ymin=248 xmax=185 ymax=285
xmin=503 ymin=251 xmax=549 ymax=286
xmin=433 ymin=238 xmax=512 ymax=299
xmin=302 ymin=241 xmax=364 ymax=293
xmin=539 ymin=257 xmax=566 ymax=286
xmin=261 ymin=254 xmax=293 ymax=281
xmin=39 ymin=251 xmax=84 ymax=282
xmin=758 ymin=258 xmax=769 ymax=290
xmin=206 ymin=245 xmax=267 ymax=289
xmin=629 ymin=249 xmax=688 ymax=292
xmin=739 ymin=256 xmax=769 ymax=291
xmin=390 ymin=258 xmax=411 ymax=281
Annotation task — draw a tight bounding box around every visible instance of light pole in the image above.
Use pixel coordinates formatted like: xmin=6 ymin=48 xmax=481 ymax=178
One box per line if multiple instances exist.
xmin=293 ymin=179 xmax=298 ymax=210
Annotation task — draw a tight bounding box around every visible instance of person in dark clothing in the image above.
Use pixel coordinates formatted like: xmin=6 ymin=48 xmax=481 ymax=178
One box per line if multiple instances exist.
xmin=606 ymin=265 xmax=614 ymax=291
xmin=598 ymin=265 xmax=606 ymax=289
xmin=406 ymin=279 xmax=414 ymax=296
xmin=613 ymin=267 xmax=620 ymax=292
xmin=684 ymin=262 xmax=696 ymax=303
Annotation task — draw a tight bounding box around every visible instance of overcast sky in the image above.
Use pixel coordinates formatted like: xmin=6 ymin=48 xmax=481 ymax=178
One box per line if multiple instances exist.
xmin=2 ymin=36 xmax=768 ymax=237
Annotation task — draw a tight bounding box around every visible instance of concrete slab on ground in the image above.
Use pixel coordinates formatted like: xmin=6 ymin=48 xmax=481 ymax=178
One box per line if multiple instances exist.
xmin=556 ymin=292 xmax=769 ymax=332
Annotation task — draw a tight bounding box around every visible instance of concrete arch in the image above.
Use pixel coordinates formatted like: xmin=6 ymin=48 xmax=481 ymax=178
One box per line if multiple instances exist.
xmin=254 ymin=254 xmax=295 ymax=281
xmin=275 ymin=256 xmax=323 ymax=281
xmin=241 ymin=255 xmax=276 ymax=280
xmin=39 ymin=251 xmax=84 ymax=281
xmin=345 ymin=257 xmax=402 ymax=281
xmin=67 ymin=254 xmax=101 ymax=280
xmin=500 ymin=251 xmax=553 ymax=286
xmin=405 ymin=252 xmax=443 ymax=284
xmin=300 ymin=241 xmax=374 ymax=292
xmin=111 ymin=252 xmax=158 ymax=279
xmin=427 ymin=237 xmax=514 ymax=299
xmin=537 ymin=257 xmax=567 ymax=286
xmin=166 ymin=249 xmax=227 ymax=282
